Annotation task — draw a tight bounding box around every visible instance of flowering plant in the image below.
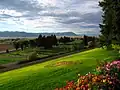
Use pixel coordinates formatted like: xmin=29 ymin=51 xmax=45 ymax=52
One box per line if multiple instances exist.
xmin=55 ymin=60 xmax=120 ymax=90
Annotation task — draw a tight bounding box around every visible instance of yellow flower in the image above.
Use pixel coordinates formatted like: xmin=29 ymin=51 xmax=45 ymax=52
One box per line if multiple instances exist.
xmin=88 ymin=88 xmax=92 ymax=90
xmin=103 ymin=79 xmax=106 ymax=83
xmin=78 ymin=74 xmax=81 ymax=76
xmin=87 ymin=84 xmax=90 ymax=87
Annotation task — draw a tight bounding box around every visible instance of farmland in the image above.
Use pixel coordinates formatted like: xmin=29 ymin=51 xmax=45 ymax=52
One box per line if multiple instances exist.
xmin=0 ymin=44 xmax=13 ymax=52
xmin=0 ymin=48 xmax=119 ymax=90
xmin=0 ymin=39 xmax=83 ymax=65
xmin=0 ymin=47 xmax=66 ymax=64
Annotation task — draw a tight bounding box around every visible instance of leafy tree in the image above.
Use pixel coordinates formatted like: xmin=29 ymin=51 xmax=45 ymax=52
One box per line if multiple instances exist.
xmin=22 ymin=40 xmax=29 ymax=48
xmin=29 ymin=39 xmax=36 ymax=47
xmin=59 ymin=36 xmax=71 ymax=44
xmin=36 ymin=34 xmax=58 ymax=49
xmin=13 ymin=41 xmax=20 ymax=50
xmin=20 ymin=43 xmax=24 ymax=51
xmin=37 ymin=34 xmax=42 ymax=47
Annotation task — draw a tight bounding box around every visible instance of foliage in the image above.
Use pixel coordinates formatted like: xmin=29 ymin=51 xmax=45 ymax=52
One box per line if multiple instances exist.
xmin=36 ymin=34 xmax=58 ymax=49
xmin=99 ymin=0 xmax=120 ymax=48
xmin=29 ymin=39 xmax=37 ymax=47
xmin=83 ymin=35 xmax=96 ymax=48
xmin=72 ymin=43 xmax=80 ymax=50
xmin=59 ymin=36 xmax=72 ymax=44
xmin=27 ymin=52 xmax=39 ymax=61
xmin=83 ymin=35 xmax=88 ymax=46
xmin=56 ymin=60 xmax=120 ymax=90
xmin=72 ymin=42 xmax=84 ymax=51
xmin=112 ymin=44 xmax=120 ymax=51
xmin=6 ymin=49 xmax=9 ymax=53
xmin=13 ymin=40 xmax=29 ymax=50
xmin=13 ymin=41 xmax=20 ymax=50
xmin=88 ymin=41 xmax=94 ymax=48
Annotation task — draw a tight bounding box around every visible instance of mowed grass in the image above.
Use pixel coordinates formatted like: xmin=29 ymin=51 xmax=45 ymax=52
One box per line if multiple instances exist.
xmin=0 ymin=48 xmax=119 ymax=90
xmin=0 ymin=47 xmax=66 ymax=64
xmin=0 ymin=48 xmax=37 ymax=64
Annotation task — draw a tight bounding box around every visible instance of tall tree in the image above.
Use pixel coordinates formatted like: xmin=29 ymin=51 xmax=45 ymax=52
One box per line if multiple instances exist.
xmin=83 ymin=35 xmax=88 ymax=46
xmin=13 ymin=41 xmax=20 ymax=50
xmin=99 ymin=0 xmax=116 ymax=48
xmin=112 ymin=0 xmax=120 ymax=44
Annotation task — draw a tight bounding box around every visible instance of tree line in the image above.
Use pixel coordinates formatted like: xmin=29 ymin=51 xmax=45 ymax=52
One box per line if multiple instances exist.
xmin=11 ymin=34 xmax=98 ymax=51
xmin=12 ymin=35 xmax=74 ymax=50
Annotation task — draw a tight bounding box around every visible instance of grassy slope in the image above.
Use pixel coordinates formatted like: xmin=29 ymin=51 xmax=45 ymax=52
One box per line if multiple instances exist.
xmin=0 ymin=48 xmax=119 ymax=90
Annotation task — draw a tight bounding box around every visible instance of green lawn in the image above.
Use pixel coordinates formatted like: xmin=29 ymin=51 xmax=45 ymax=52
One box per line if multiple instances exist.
xmin=0 ymin=47 xmax=67 ymax=64
xmin=0 ymin=48 xmax=37 ymax=64
xmin=0 ymin=39 xmax=83 ymax=64
xmin=0 ymin=48 xmax=119 ymax=90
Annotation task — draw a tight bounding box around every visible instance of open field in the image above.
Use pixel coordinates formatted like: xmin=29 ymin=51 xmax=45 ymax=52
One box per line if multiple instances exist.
xmin=0 ymin=39 xmax=83 ymax=65
xmin=0 ymin=44 xmax=13 ymax=51
xmin=0 ymin=48 xmax=119 ymax=90
xmin=0 ymin=47 xmax=68 ymax=64
xmin=0 ymin=48 xmax=36 ymax=64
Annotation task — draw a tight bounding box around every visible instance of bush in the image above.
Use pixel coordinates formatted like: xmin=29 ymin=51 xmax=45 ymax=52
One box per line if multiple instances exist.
xmin=88 ymin=41 xmax=95 ymax=48
xmin=27 ymin=52 xmax=39 ymax=61
xmin=79 ymin=43 xmax=85 ymax=49
xmin=56 ymin=60 xmax=120 ymax=90
xmin=6 ymin=49 xmax=9 ymax=53
xmin=112 ymin=44 xmax=120 ymax=51
xmin=72 ymin=44 xmax=79 ymax=50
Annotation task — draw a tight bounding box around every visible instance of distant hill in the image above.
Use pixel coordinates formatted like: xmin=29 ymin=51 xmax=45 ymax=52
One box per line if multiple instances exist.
xmin=78 ymin=33 xmax=99 ymax=37
xmin=0 ymin=31 xmax=78 ymax=37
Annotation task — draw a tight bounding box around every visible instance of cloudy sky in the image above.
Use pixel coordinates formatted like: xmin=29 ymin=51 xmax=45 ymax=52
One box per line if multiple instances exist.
xmin=0 ymin=0 xmax=102 ymax=34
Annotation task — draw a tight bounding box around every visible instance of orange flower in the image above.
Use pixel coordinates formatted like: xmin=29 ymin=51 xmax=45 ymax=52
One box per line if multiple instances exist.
xmin=55 ymin=88 xmax=59 ymax=90
xmin=84 ymin=79 xmax=88 ymax=84
xmin=76 ymin=87 xmax=80 ymax=90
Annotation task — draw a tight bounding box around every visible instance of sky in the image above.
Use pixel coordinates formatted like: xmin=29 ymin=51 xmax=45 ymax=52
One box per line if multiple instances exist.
xmin=0 ymin=0 xmax=102 ymax=34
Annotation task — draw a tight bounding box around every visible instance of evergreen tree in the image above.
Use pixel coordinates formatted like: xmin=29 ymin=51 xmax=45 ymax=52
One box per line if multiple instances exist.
xmin=83 ymin=35 xmax=88 ymax=46
xmin=99 ymin=0 xmax=116 ymax=48
xmin=112 ymin=0 xmax=120 ymax=44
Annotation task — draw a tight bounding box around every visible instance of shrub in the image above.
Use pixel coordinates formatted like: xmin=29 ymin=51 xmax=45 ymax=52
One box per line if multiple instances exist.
xmin=72 ymin=44 xmax=80 ymax=50
xmin=6 ymin=49 xmax=9 ymax=53
xmin=112 ymin=44 xmax=120 ymax=51
xmin=27 ymin=52 xmax=39 ymax=61
xmin=88 ymin=41 xmax=95 ymax=48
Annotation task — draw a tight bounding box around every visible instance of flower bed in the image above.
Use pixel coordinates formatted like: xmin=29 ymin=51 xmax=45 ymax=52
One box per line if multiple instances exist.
xmin=55 ymin=60 xmax=120 ymax=90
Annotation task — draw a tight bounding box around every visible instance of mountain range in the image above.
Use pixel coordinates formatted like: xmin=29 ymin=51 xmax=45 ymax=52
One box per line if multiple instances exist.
xmin=0 ymin=31 xmax=99 ymax=38
xmin=0 ymin=31 xmax=78 ymax=37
